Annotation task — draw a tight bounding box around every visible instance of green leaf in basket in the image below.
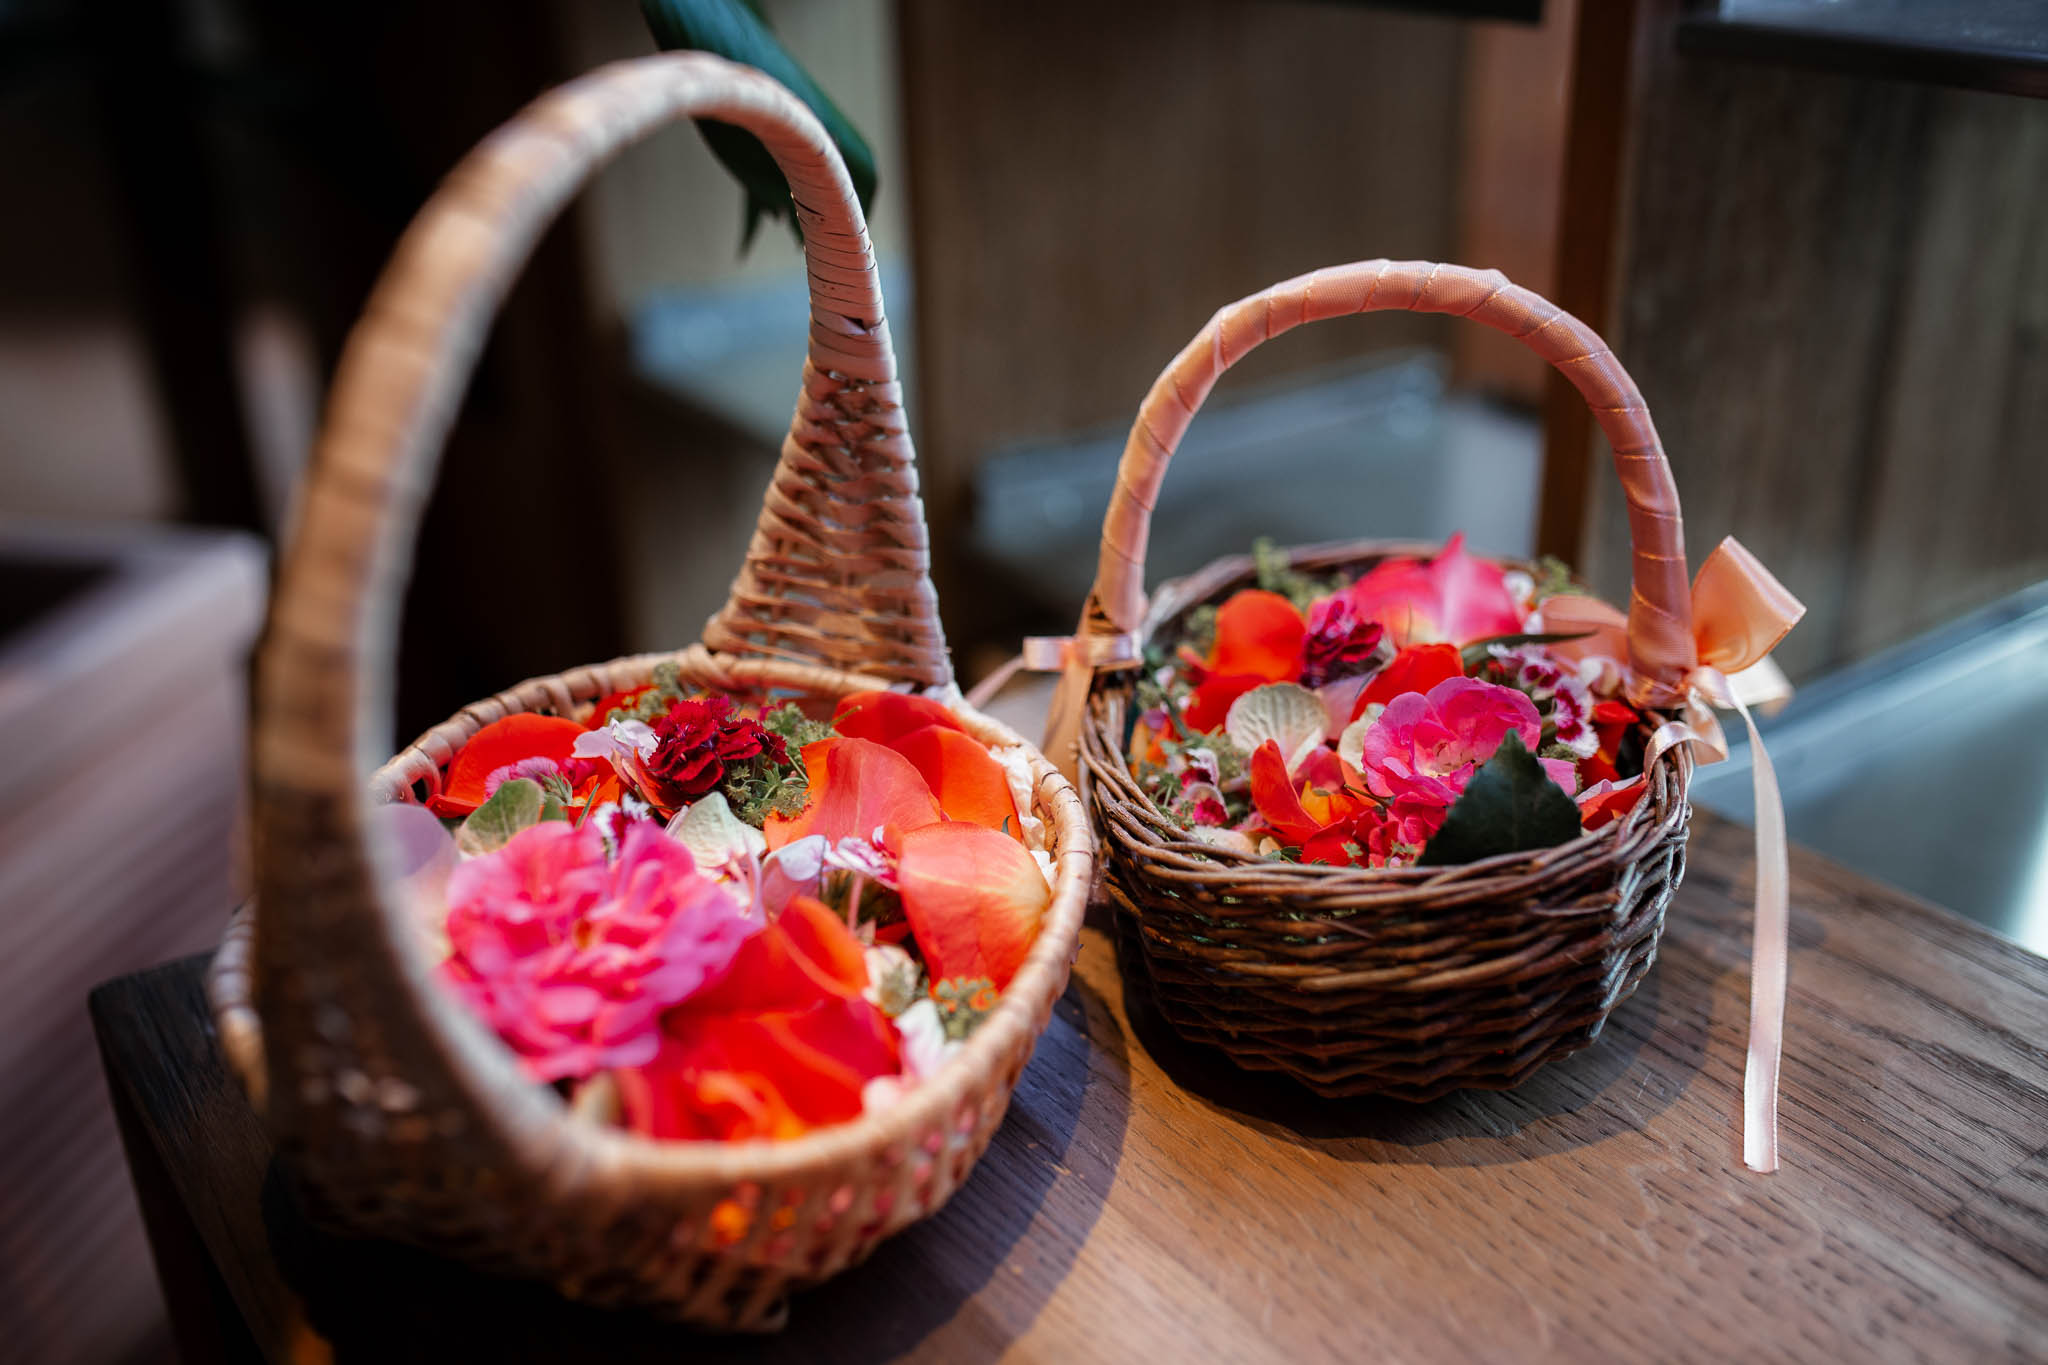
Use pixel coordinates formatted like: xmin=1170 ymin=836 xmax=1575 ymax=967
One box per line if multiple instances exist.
xmin=640 ymin=0 xmax=880 ymax=250
xmin=1416 ymin=732 xmax=1582 ymax=867
xmin=456 ymin=778 xmax=551 ymax=856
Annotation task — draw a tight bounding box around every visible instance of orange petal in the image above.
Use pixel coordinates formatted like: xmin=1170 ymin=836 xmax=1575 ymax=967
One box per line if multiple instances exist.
xmin=831 ymin=690 xmax=970 ymax=745
xmin=1248 ymin=740 xmax=1322 ymax=844
xmin=764 ymin=737 xmax=945 ymax=850
xmin=428 ymin=713 xmax=587 ymax=817
xmin=888 ymin=724 xmax=1023 ymax=839
xmin=584 ymin=684 xmax=653 ymax=730
xmin=678 ymin=998 xmax=898 ymax=1129
xmin=680 ymin=895 xmax=866 ymax=1016
xmin=1209 ymin=589 xmax=1307 ymax=682
xmin=897 ymin=822 xmax=1050 ymax=989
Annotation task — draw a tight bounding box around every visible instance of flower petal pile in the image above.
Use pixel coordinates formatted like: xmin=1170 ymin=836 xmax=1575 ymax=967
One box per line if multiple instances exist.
xmin=413 ymin=675 xmax=1055 ymax=1146
xmin=1132 ymin=536 xmax=1658 ymax=868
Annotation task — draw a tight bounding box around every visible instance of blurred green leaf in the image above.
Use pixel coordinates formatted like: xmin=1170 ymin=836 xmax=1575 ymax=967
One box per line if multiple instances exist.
xmin=640 ymin=0 xmax=879 ymax=249
xmin=456 ymin=778 xmax=549 ymax=856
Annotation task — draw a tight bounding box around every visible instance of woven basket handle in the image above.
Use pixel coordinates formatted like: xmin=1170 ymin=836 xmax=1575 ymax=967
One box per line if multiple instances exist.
xmin=250 ymin=55 xmax=933 ymax=1167
xmin=1045 ymin=260 xmax=1698 ymax=771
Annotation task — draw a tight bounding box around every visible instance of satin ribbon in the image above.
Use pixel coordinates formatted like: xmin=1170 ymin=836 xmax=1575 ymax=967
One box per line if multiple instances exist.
xmin=1637 ymin=537 xmax=1805 ymax=1173
xmin=1020 ymin=632 xmax=1145 ymax=671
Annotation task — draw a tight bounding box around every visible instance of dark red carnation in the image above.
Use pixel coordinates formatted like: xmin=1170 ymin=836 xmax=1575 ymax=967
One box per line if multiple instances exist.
xmin=1300 ymin=595 xmax=1388 ymax=688
xmin=646 ymin=696 xmax=788 ymax=803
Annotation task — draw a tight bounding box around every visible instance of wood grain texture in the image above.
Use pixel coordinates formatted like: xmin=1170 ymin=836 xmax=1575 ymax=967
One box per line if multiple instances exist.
xmin=1576 ymin=2 xmax=2048 ymax=679
xmin=896 ymin=0 xmax=1465 ymax=647
xmin=1454 ymin=0 xmax=1576 ymax=404
xmin=96 ymin=804 xmax=2048 ymax=1363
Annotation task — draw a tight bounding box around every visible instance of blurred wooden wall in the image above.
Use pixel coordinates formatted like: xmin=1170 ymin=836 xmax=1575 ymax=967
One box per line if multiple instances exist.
xmin=1563 ymin=2 xmax=2048 ymax=680
xmin=897 ymin=0 xmax=1470 ymax=653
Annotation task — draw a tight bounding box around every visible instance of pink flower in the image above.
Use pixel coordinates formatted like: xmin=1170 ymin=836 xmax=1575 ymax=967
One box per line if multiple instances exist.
xmin=1488 ymin=644 xmax=1600 ymax=759
xmin=483 ymin=755 xmax=563 ymax=798
xmin=1343 ymin=534 xmax=1524 ymax=647
xmin=1357 ymin=677 xmax=1579 ymax=808
xmin=440 ymin=821 xmax=755 ymax=1082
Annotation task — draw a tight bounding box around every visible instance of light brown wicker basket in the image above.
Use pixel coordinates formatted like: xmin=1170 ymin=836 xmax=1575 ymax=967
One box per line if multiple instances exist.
xmin=206 ymin=54 xmax=1091 ymax=1331
xmin=1042 ymin=260 xmax=1702 ymax=1102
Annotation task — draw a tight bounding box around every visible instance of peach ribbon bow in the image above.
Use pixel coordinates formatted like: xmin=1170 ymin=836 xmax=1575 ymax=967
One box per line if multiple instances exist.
xmin=1633 ymin=537 xmax=1805 ymax=1173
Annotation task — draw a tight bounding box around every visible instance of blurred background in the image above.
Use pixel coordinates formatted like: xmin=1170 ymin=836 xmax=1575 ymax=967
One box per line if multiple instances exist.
xmin=1 ymin=0 xmax=2045 ymax=1358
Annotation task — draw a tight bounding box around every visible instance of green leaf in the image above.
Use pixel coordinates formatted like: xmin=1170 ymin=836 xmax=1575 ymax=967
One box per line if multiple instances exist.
xmin=456 ymin=778 xmax=546 ymax=856
xmin=640 ymin=0 xmax=879 ymax=250
xmin=1417 ymin=732 xmax=1582 ymax=866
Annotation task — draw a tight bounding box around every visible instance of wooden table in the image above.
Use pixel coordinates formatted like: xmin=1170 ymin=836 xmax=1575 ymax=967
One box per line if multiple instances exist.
xmin=93 ymin=815 xmax=2048 ymax=1363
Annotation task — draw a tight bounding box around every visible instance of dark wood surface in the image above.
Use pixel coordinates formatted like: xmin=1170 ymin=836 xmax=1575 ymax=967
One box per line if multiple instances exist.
xmin=92 ymin=804 xmax=2048 ymax=1363
xmin=1568 ymin=0 xmax=2048 ymax=681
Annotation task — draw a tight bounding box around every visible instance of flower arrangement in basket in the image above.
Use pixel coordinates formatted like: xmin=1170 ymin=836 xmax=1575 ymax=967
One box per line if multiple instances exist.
xmin=207 ymin=55 xmax=1090 ymax=1330
xmin=1040 ymin=260 xmax=1803 ymax=1171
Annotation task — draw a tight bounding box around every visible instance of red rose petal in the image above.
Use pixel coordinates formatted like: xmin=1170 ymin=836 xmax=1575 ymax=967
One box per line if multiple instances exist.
xmin=428 ymin=713 xmax=587 ymax=817
xmin=831 ymin=691 xmax=971 ymax=745
xmin=1355 ymin=643 xmax=1465 ymax=716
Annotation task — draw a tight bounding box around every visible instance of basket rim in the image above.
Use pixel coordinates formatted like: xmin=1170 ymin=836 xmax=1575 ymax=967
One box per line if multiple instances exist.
xmin=215 ymin=646 xmax=1092 ymax=1191
xmin=1082 ymin=535 xmax=1691 ymax=900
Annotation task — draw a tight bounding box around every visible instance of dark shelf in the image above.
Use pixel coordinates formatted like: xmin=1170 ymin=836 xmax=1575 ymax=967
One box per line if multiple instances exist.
xmin=1678 ymin=1 xmax=2048 ymax=100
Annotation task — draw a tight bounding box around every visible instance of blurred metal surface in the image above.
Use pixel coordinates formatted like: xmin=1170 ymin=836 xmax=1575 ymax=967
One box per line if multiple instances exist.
xmin=968 ymin=354 xmax=1540 ymax=611
xmin=1692 ymin=579 xmax=2048 ymax=955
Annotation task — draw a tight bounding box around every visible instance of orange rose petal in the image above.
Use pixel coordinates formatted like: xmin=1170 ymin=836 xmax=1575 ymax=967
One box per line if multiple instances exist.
xmin=897 ymin=821 xmax=1050 ymax=989
xmin=888 ymin=724 xmax=1023 ymax=838
xmin=681 ymin=895 xmax=866 ymax=1016
xmin=763 ymin=737 xmax=945 ymax=850
xmin=1249 ymin=740 xmax=1322 ymax=845
xmin=428 ymin=713 xmax=588 ymax=817
xmin=1210 ymin=589 xmax=1307 ymax=682
xmin=830 ymin=690 xmax=970 ymax=745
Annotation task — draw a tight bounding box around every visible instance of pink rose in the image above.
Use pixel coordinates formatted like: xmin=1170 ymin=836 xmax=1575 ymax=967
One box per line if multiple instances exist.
xmin=441 ymin=821 xmax=755 ymax=1082
xmin=1358 ymin=677 xmax=1579 ymax=808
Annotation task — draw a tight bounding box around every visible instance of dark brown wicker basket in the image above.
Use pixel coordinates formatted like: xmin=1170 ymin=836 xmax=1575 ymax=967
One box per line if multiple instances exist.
xmin=1043 ymin=260 xmax=1708 ymax=1101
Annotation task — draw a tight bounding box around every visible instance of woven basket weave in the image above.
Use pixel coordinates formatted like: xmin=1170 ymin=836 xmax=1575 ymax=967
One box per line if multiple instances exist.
xmin=206 ymin=54 xmax=1091 ymax=1330
xmin=1043 ymin=260 xmax=1696 ymax=1102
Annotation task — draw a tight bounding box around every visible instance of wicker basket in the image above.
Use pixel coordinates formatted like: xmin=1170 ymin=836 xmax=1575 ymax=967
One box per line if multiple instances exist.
xmin=1042 ymin=259 xmax=1703 ymax=1102
xmin=205 ymin=54 xmax=1091 ymax=1331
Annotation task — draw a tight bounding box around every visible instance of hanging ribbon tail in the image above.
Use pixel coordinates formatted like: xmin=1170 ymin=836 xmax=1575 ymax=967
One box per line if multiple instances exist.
xmin=1731 ymin=689 xmax=1788 ymax=1173
xmin=1682 ymin=537 xmax=1803 ymax=1173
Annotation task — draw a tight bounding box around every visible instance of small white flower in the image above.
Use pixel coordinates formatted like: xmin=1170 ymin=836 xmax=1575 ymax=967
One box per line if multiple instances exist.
xmin=759 ymin=835 xmax=826 ymax=912
xmin=571 ymin=719 xmax=662 ymax=796
xmin=894 ymin=998 xmax=962 ymax=1080
xmin=824 ymin=835 xmax=898 ymax=888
